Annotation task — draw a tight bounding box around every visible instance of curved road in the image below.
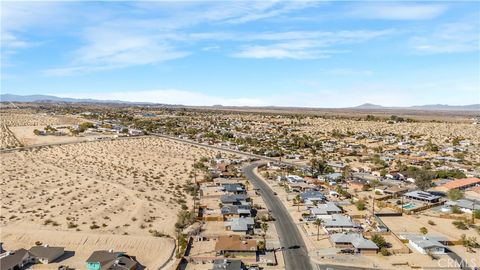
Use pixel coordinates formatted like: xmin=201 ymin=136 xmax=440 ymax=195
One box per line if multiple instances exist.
xmin=2 ymin=132 xmax=313 ymax=269
xmin=242 ymin=163 xmax=313 ymax=270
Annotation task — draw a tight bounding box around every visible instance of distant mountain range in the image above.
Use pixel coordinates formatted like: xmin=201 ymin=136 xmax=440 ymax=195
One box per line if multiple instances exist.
xmin=1 ymin=94 xmax=479 ymax=111
xmin=0 ymin=94 xmax=153 ymax=105
xmin=353 ymin=103 xmax=480 ymax=111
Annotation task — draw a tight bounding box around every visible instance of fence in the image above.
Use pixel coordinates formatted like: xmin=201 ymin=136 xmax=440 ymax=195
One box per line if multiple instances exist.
xmin=375 ymin=212 xmax=402 ymax=217
xmin=408 ymin=201 xmax=445 ymax=214
xmin=203 ymin=216 xmax=224 ymax=221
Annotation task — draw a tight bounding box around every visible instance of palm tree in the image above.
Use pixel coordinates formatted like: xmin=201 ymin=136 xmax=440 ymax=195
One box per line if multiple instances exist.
xmin=245 ymin=180 xmax=251 ymax=191
xmin=294 ymin=194 xmax=301 ymax=212
xmin=261 ymin=222 xmax=269 ymax=250
xmin=314 ymin=218 xmax=322 ymax=241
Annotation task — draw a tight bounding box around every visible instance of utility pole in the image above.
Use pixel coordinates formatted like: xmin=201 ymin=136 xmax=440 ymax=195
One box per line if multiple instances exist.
xmin=472 ymin=200 xmax=476 ymax=224
xmin=401 ymin=196 xmax=404 ymax=215
xmin=193 ymin=158 xmax=197 ymax=214
xmin=372 ymin=196 xmax=375 ymax=215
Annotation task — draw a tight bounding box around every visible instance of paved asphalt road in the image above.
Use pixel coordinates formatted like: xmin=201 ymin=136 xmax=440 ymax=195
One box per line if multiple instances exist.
xmin=151 ymin=133 xmax=300 ymax=167
xmin=4 ymin=132 xmax=474 ymax=270
xmin=242 ymin=163 xmax=313 ymax=270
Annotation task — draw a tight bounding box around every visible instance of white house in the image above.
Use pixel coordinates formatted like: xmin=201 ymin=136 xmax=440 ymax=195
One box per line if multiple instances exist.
xmin=310 ymin=202 xmax=342 ymax=220
xmin=286 ymin=175 xmax=305 ymax=184
xmin=400 ymin=234 xmax=448 ymax=255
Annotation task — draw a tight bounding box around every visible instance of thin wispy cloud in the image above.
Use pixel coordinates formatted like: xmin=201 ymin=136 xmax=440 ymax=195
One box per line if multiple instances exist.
xmin=55 ymin=81 xmax=472 ymax=108
xmin=56 ymin=89 xmax=267 ymax=107
xmin=232 ymin=41 xmax=338 ymax=59
xmin=348 ymin=2 xmax=448 ymax=20
xmin=232 ymin=30 xmax=392 ymax=59
xmin=2 ymin=1 xmax=478 ymax=107
xmin=410 ymin=21 xmax=480 ymax=54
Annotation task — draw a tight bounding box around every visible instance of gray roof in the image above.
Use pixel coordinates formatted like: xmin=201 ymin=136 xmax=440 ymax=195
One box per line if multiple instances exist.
xmin=310 ymin=202 xmax=342 ymax=215
xmin=225 ymin=217 xmax=255 ymax=232
xmin=86 ymin=251 xmax=138 ymax=270
xmin=404 ymin=190 xmax=440 ymax=201
xmin=29 ymin=246 xmax=64 ymax=261
xmin=446 ymin=199 xmax=480 ymax=211
xmin=300 ymin=191 xmax=325 ymax=202
xmin=330 ymin=233 xmax=379 ymax=250
xmin=104 ymin=256 xmax=138 ymax=270
xmin=401 ymin=234 xmax=448 ymax=250
xmin=323 ymin=214 xmax=361 ymax=228
xmin=212 ymin=259 xmax=243 ymax=270
xmin=221 ymin=194 xmax=249 ymax=204
xmin=325 ymin=173 xmax=342 ymax=180
xmin=86 ymin=250 xmax=123 ymax=265
xmin=221 ymin=205 xmax=251 ymax=216
xmin=0 ymin=249 xmax=30 ymax=270
xmin=222 ymin=183 xmax=245 ymax=193
xmin=352 ymin=173 xmax=379 ymax=181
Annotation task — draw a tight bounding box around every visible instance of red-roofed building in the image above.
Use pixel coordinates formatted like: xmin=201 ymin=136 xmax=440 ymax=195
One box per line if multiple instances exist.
xmin=434 ymin=178 xmax=480 ymax=193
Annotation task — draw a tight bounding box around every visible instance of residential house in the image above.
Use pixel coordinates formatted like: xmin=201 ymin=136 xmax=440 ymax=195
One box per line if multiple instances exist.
xmin=267 ymin=162 xmax=288 ymax=170
xmin=222 ymin=183 xmax=246 ymax=194
xmin=330 ymin=233 xmax=379 ymax=255
xmin=221 ymin=205 xmax=251 ymax=219
xmin=352 ymin=172 xmax=380 ymax=182
xmin=224 ymin=217 xmax=255 ymax=234
xmin=310 ymin=202 xmax=343 ymax=219
xmin=288 ymin=182 xmax=313 ymax=192
xmin=286 ymin=175 xmax=305 ymax=184
xmin=29 ymin=245 xmax=64 ymax=264
xmin=299 ymin=191 xmax=326 ymax=206
xmin=214 ymin=235 xmax=257 ymax=256
xmin=221 ymin=194 xmax=250 ymax=206
xmin=327 ymin=162 xmax=346 ymax=172
xmin=400 ymin=234 xmax=448 ymax=255
xmin=285 ymin=154 xmax=304 ymax=160
xmin=216 ymin=163 xmax=229 ymax=173
xmin=403 ymin=190 xmax=441 ymax=204
xmin=433 ymin=178 xmax=480 ymax=193
xmin=324 ymin=173 xmax=342 ymax=182
xmin=385 ymin=173 xmax=406 ymax=181
xmin=443 ymin=199 xmax=480 ymax=214
xmin=128 ymin=129 xmax=144 ymax=136
xmin=434 ymin=156 xmax=461 ymax=163
xmin=86 ymin=250 xmax=138 ymax=270
xmin=0 ymin=249 xmax=32 ymax=270
xmin=323 ymin=214 xmax=362 ymax=232
xmin=374 ymin=186 xmax=408 ymax=196
xmin=212 ymin=259 xmax=245 ymax=270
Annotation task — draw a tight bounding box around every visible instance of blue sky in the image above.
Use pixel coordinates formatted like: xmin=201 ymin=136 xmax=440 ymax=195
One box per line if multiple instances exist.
xmin=1 ymin=1 xmax=479 ymax=107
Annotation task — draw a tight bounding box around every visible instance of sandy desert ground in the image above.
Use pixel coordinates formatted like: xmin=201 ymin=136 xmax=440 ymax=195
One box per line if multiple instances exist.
xmin=380 ymin=215 xmax=479 ymax=240
xmin=0 ymin=111 xmax=81 ymax=126
xmin=300 ymin=118 xmax=480 ymax=144
xmin=0 ymin=123 xmax=22 ymax=149
xmin=1 ymin=227 xmax=174 ymax=270
xmin=9 ymin=125 xmax=88 ymax=146
xmin=0 ymin=137 xmax=218 ymax=268
xmin=0 ymin=111 xmax=84 ymax=148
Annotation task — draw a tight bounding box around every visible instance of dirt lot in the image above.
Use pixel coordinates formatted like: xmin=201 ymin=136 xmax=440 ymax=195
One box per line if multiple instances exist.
xmin=380 ymin=215 xmax=479 ymax=240
xmin=0 ymin=136 xmax=218 ymax=268
xmin=0 ymin=124 xmax=21 ymax=149
xmin=0 ymin=111 xmax=82 ymax=126
xmin=9 ymin=125 xmax=88 ymax=146
xmin=1 ymin=227 xmax=174 ymax=270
